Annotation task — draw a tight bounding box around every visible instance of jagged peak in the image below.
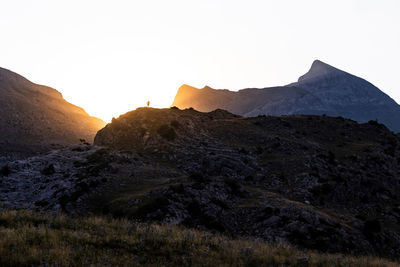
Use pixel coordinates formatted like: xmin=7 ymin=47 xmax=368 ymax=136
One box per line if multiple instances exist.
xmin=179 ymin=84 xmax=198 ymax=90
xmin=202 ymin=85 xmax=213 ymax=90
xmin=298 ymin=60 xmax=343 ymax=82
xmin=311 ymin=59 xmax=336 ymax=70
xmin=178 ymin=84 xmax=214 ymax=91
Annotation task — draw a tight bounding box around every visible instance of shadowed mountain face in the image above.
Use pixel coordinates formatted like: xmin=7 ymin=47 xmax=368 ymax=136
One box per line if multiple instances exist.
xmin=4 ymin=107 xmax=400 ymax=258
xmin=172 ymin=60 xmax=400 ymax=132
xmin=93 ymin=108 xmax=400 ymax=257
xmin=0 ymin=67 xmax=106 ymax=157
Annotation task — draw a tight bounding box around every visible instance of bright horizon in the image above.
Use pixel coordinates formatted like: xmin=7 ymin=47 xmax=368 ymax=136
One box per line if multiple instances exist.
xmin=1 ymin=0 xmax=400 ymax=122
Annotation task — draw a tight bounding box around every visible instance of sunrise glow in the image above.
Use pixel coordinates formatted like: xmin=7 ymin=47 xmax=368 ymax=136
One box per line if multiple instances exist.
xmin=1 ymin=0 xmax=400 ymax=121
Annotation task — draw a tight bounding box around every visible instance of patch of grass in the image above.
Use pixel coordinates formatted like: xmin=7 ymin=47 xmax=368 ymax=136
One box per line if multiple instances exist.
xmin=87 ymin=171 xmax=172 ymax=217
xmin=0 ymin=210 xmax=397 ymax=266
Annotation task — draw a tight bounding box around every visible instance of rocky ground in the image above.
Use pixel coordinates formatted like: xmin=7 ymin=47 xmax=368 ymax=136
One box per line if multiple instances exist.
xmin=1 ymin=107 xmax=400 ymax=260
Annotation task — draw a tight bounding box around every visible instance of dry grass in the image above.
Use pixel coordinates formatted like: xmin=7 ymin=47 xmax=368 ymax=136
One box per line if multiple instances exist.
xmin=0 ymin=210 xmax=397 ymax=266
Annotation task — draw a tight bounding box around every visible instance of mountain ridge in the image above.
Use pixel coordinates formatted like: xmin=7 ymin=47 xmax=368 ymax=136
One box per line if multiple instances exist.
xmin=0 ymin=67 xmax=106 ymax=158
xmin=297 ymin=60 xmax=344 ymax=82
xmin=172 ymin=60 xmax=400 ymax=132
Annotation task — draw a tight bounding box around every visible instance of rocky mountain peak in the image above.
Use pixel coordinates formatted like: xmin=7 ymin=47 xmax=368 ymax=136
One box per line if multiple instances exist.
xmin=202 ymin=85 xmax=213 ymax=90
xmin=0 ymin=66 xmax=26 ymax=80
xmin=0 ymin=66 xmax=64 ymax=99
xmin=0 ymin=67 xmax=30 ymax=88
xmin=179 ymin=84 xmax=197 ymax=91
xmin=0 ymin=67 xmax=106 ymax=157
xmin=298 ymin=59 xmax=344 ymax=82
xmin=171 ymin=60 xmax=400 ymax=132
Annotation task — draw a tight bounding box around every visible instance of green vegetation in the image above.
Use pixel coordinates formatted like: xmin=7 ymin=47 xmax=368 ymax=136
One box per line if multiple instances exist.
xmin=0 ymin=210 xmax=398 ymax=266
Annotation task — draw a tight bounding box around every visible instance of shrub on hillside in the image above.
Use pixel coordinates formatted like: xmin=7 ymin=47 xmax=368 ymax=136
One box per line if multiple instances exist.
xmin=41 ymin=164 xmax=55 ymax=175
xmin=0 ymin=165 xmax=11 ymax=177
xmin=170 ymin=120 xmax=181 ymax=129
xmin=363 ymin=219 xmax=381 ymax=238
xmin=157 ymin=124 xmax=176 ymax=141
xmin=368 ymin=120 xmax=379 ymax=126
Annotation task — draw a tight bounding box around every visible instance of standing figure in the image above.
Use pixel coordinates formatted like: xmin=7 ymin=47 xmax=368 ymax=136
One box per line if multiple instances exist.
xmin=147 ymin=101 xmax=150 ymax=107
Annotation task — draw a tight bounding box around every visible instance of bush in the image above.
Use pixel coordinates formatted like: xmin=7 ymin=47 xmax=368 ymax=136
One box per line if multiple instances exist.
xmin=169 ymin=183 xmax=185 ymax=193
xmin=328 ymin=150 xmax=336 ymax=164
xmin=134 ymin=196 xmax=170 ymax=220
xmin=367 ymin=119 xmax=386 ymax=129
xmin=363 ymin=219 xmax=381 ymax=235
xmin=157 ymin=124 xmax=176 ymax=141
xmin=0 ymin=165 xmax=11 ymax=177
xmin=41 ymin=164 xmax=55 ymax=175
xmin=224 ymin=178 xmax=245 ymax=196
xmin=189 ymin=172 xmax=207 ymax=183
xmin=170 ymin=120 xmax=181 ymax=129
xmin=79 ymin=139 xmax=90 ymax=145
xmin=86 ymin=148 xmax=110 ymax=164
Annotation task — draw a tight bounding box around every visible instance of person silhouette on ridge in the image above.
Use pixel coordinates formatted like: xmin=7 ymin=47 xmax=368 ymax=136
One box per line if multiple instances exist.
xmin=147 ymin=101 xmax=150 ymax=107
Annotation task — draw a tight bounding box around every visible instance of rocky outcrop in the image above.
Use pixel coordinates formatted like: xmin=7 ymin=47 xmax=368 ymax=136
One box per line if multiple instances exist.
xmin=0 ymin=67 xmax=106 ymax=158
xmin=93 ymin=107 xmax=400 ymax=258
xmin=3 ymin=107 xmax=400 ymax=258
xmin=172 ymin=60 xmax=400 ymax=132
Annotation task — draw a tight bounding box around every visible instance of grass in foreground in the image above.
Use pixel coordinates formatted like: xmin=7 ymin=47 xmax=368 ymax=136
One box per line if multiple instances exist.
xmin=0 ymin=210 xmax=397 ymax=266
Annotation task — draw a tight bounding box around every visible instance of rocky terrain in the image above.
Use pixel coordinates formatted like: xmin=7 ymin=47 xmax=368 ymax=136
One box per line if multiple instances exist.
xmin=2 ymin=107 xmax=400 ymax=260
xmin=0 ymin=67 xmax=106 ymax=159
xmin=172 ymin=60 xmax=400 ymax=132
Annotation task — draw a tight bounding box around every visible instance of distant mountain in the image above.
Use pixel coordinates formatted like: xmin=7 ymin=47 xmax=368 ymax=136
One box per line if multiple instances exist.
xmin=0 ymin=67 xmax=106 ymax=157
xmin=172 ymin=60 xmax=400 ymax=132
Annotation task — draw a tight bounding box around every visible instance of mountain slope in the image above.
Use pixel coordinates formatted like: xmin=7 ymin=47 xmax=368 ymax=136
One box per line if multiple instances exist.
xmin=94 ymin=108 xmax=400 ymax=258
xmin=0 ymin=210 xmax=397 ymax=266
xmin=171 ymin=60 xmax=400 ymax=132
xmin=4 ymin=107 xmax=400 ymax=258
xmin=0 ymin=67 xmax=106 ymax=157
xmin=291 ymin=60 xmax=400 ymax=131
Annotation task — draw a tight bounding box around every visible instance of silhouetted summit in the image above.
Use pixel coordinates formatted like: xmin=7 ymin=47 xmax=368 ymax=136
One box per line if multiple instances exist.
xmin=172 ymin=60 xmax=400 ymax=132
xmin=0 ymin=67 xmax=105 ymax=157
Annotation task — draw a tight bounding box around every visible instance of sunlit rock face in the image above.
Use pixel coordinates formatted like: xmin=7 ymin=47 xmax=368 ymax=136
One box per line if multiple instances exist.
xmin=0 ymin=67 xmax=106 ymax=157
xmin=172 ymin=60 xmax=400 ymax=132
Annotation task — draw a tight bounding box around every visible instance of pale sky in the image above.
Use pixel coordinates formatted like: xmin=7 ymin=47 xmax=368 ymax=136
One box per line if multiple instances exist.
xmin=1 ymin=0 xmax=399 ymax=121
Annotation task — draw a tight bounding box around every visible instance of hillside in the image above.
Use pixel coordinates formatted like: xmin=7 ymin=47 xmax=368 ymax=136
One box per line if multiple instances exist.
xmin=3 ymin=107 xmax=399 ymax=259
xmin=172 ymin=60 xmax=400 ymax=132
xmin=0 ymin=67 xmax=106 ymax=158
xmin=0 ymin=210 xmax=398 ymax=266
